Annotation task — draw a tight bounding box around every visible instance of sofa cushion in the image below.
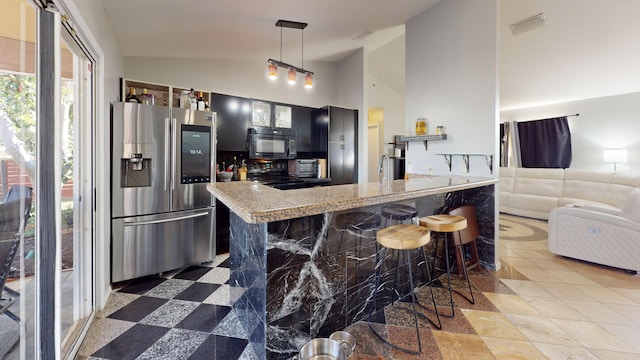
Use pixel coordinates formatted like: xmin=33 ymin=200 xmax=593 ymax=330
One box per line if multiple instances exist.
xmin=562 ymin=169 xmax=611 ymax=204
xmin=499 ymin=167 xmax=516 ymax=193
xmin=559 ymin=197 xmax=614 ymax=209
xmin=513 ymin=168 xmax=564 ymax=197
xmin=603 ymin=172 xmax=640 ymax=208
xmin=561 ymin=201 xmax=622 ymax=216
xmin=507 ymin=193 xmax=559 ymax=213
xmin=621 ymin=188 xmax=640 ymax=222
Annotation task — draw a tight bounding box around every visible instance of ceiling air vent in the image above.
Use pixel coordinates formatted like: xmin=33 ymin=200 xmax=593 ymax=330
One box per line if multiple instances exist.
xmin=510 ymin=13 xmax=546 ymax=35
xmin=353 ymin=30 xmax=372 ymax=41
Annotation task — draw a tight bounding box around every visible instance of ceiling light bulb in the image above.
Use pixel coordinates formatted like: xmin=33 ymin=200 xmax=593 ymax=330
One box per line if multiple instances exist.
xmin=267 ymin=64 xmax=278 ymax=80
xmin=287 ymin=69 xmax=296 ymax=85
xmin=304 ymin=74 xmax=313 ymax=89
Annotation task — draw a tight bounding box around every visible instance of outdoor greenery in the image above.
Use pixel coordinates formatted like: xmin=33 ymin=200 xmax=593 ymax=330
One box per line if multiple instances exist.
xmin=0 ymin=71 xmax=74 ymax=186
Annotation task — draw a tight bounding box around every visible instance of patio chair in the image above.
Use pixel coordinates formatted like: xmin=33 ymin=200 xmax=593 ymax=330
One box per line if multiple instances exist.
xmin=1 ymin=186 xmax=33 ymax=323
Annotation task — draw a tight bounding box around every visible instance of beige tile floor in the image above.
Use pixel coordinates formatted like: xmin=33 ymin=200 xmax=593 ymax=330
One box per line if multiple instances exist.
xmin=351 ymin=214 xmax=640 ymax=359
xmin=489 ymin=214 xmax=640 ymax=360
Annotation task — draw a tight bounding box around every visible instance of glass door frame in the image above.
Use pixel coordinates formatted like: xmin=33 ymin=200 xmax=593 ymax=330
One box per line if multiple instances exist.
xmin=58 ymin=21 xmax=97 ymax=358
xmin=35 ymin=2 xmax=97 ymax=358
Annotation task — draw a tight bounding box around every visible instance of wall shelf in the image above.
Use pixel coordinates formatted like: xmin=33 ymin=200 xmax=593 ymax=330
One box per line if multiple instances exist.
xmin=437 ymin=153 xmax=494 ymax=174
xmin=399 ymin=134 xmax=446 ymax=150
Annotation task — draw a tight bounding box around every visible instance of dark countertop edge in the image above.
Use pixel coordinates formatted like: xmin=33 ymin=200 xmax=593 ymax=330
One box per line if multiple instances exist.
xmin=210 ymin=177 xmax=497 ymax=224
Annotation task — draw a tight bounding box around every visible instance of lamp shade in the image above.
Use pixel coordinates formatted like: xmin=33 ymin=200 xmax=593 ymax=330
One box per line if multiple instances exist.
xmin=304 ymin=74 xmax=313 ymax=89
xmin=603 ymin=149 xmax=628 ymax=163
xmin=287 ymin=69 xmax=296 ymax=85
xmin=267 ymin=64 xmax=278 ymax=80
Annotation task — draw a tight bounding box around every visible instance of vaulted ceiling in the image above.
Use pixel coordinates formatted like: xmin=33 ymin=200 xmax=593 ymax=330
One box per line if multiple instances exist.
xmin=4 ymin=0 xmax=639 ymax=110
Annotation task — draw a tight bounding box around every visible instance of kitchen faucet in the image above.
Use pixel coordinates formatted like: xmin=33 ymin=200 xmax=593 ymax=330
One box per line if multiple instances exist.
xmin=378 ymin=154 xmax=390 ymax=182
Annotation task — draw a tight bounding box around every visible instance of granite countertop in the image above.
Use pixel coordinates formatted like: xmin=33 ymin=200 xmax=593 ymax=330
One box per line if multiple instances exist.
xmin=207 ymin=175 xmax=497 ymax=224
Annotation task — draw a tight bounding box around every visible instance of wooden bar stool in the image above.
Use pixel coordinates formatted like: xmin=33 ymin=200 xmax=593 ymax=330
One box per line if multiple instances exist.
xmin=449 ymin=205 xmax=481 ymax=277
xmin=419 ymin=214 xmax=475 ymax=318
xmin=367 ymin=224 xmax=441 ymax=355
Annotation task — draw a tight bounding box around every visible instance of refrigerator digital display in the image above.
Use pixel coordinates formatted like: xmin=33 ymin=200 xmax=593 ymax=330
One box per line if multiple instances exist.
xmin=181 ymin=124 xmax=211 ymax=183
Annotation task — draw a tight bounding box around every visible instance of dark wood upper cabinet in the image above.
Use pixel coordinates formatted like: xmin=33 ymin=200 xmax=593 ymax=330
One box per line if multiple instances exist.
xmin=291 ymin=105 xmax=313 ymax=152
xmin=212 ymin=93 xmax=330 ymax=154
xmin=211 ymin=93 xmax=251 ymax=152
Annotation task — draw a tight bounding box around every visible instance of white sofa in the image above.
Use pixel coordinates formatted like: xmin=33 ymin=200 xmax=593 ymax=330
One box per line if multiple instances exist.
xmin=549 ymin=197 xmax=640 ymax=273
xmin=499 ymin=167 xmax=640 ymax=220
xmin=499 ymin=167 xmax=640 ymax=272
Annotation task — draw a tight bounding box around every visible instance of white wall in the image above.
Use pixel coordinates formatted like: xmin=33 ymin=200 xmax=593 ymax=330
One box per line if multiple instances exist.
xmin=405 ymin=0 xmax=498 ymax=178
xmin=501 ymin=92 xmax=640 ymax=172
xmin=501 ymin=0 xmax=640 ymax=110
xmin=368 ymin=72 xmax=406 ymax=154
xmin=65 ymin=0 xmax=124 ymax=308
xmin=124 ymin=57 xmax=338 ymax=109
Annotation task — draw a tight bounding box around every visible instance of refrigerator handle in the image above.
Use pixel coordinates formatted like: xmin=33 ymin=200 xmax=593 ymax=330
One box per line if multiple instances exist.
xmin=165 ymin=117 xmax=171 ymax=191
xmin=123 ymin=211 xmax=209 ymax=226
xmin=171 ymin=117 xmax=177 ymax=190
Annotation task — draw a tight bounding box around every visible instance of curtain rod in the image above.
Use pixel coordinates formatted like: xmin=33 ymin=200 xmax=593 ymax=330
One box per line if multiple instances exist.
xmin=567 ymin=113 xmax=580 ymax=117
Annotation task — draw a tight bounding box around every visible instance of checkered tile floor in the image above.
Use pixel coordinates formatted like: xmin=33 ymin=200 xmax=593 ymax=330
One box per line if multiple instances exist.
xmin=77 ymin=254 xmax=259 ymax=360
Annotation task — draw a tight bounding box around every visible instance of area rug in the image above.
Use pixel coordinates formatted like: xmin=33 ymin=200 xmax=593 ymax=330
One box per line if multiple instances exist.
xmin=499 ymin=215 xmax=548 ymax=241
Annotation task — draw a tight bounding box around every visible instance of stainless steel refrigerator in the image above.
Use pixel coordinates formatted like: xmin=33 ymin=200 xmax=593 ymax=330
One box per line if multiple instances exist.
xmin=111 ymin=102 xmax=216 ymax=282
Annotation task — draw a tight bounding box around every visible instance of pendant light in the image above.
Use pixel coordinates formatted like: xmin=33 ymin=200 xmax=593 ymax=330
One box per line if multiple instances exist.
xmin=287 ymin=69 xmax=297 ymax=85
xmin=304 ymin=74 xmax=313 ymax=89
xmin=267 ymin=63 xmax=278 ymax=80
xmin=267 ymin=19 xmax=314 ymax=88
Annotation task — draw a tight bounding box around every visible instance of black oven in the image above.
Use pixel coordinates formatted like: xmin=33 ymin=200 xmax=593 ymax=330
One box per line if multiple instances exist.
xmin=247 ymin=127 xmax=297 ymax=160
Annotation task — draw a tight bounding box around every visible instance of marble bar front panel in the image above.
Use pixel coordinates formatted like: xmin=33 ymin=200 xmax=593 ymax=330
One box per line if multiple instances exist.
xmin=228 ymin=184 xmax=495 ymax=359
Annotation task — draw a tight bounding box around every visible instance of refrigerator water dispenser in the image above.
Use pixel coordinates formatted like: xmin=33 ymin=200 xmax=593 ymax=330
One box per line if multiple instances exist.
xmin=120 ymin=153 xmax=151 ymax=187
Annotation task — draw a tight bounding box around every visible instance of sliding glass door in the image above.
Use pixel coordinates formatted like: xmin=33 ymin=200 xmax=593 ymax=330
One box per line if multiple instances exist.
xmin=0 ymin=0 xmax=96 ymax=358
xmin=0 ymin=1 xmax=38 ymax=358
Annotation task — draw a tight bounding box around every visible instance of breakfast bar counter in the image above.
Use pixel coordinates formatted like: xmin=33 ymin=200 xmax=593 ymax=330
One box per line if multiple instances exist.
xmin=207 ymin=175 xmax=497 ymax=359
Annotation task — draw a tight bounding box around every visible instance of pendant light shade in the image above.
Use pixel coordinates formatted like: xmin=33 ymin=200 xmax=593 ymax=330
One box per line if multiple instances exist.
xmin=304 ymin=74 xmax=313 ymax=89
xmin=287 ymin=69 xmax=297 ymax=85
xmin=267 ymin=19 xmax=314 ymax=88
xmin=267 ymin=64 xmax=278 ymax=80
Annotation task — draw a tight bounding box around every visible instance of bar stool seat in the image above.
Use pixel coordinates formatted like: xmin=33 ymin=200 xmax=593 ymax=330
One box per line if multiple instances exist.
xmin=420 ymin=214 xmax=467 ymax=232
xmin=381 ymin=204 xmax=418 ymax=226
xmin=419 ymin=214 xmax=475 ymax=317
xmin=376 ymin=223 xmax=430 ymax=249
xmin=368 ymin=224 xmax=441 ymax=355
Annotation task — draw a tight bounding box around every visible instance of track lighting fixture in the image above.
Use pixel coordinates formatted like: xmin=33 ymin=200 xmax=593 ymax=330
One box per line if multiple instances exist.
xmin=267 ymin=19 xmax=314 ymax=88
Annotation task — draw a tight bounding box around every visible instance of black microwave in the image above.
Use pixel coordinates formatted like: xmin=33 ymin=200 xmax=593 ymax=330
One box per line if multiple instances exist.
xmin=247 ymin=127 xmax=297 ymax=160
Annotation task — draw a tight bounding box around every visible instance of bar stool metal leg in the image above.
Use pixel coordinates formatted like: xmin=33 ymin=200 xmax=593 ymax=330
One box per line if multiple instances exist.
xmin=442 ymin=232 xmax=456 ymax=317
xmin=454 ymin=229 xmax=475 ymax=305
xmin=420 ymin=213 xmax=476 ymax=319
xmin=419 ymin=246 xmax=442 ymax=331
xmin=368 ymin=247 xmax=424 ymax=355
xmin=367 ymin=225 xmax=442 ymax=355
